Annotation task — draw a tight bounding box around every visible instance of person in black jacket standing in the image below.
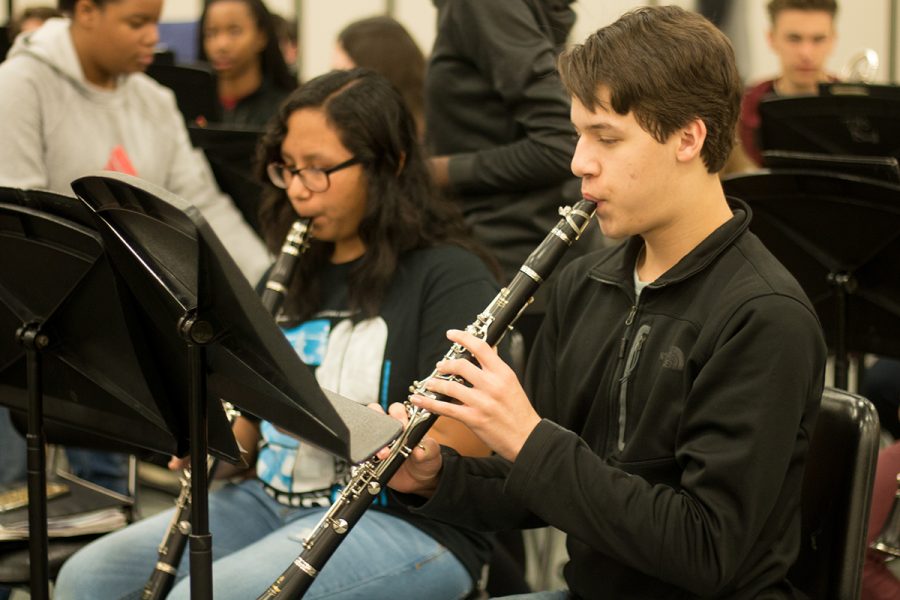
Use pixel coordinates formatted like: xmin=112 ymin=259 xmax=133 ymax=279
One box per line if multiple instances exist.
xmin=426 ymin=0 xmax=600 ymax=352
xmin=386 ymin=6 xmax=828 ymax=599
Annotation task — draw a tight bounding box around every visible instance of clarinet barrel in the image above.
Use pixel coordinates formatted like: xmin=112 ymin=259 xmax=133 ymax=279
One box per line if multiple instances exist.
xmin=257 ymin=200 xmax=595 ymax=599
xmin=261 ymin=219 xmax=312 ymax=315
xmin=141 ymin=476 xmax=192 ymax=599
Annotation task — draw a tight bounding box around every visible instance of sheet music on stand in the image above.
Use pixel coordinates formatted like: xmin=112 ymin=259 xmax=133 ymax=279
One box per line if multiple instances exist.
xmin=0 ymin=473 xmax=128 ymax=541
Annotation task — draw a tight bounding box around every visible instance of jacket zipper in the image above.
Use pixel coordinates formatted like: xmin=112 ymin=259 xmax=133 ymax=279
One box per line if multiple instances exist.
xmin=617 ymin=323 xmax=651 ymax=451
xmin=618 ymin=304 xmax=638 ymax=359
xmin=607 ymin=301 xmax=638 ymax=455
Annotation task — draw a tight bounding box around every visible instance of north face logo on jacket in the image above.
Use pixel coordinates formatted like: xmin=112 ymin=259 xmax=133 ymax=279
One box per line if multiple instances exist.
xmin=659 ymin=346 xmax=685 ymax=370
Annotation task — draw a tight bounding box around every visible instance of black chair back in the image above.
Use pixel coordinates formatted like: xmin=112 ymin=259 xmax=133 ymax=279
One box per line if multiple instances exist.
xmin=789 ymin=387 xmax=879 ymax=599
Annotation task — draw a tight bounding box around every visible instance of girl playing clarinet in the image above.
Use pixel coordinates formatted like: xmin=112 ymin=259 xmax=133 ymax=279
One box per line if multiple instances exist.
xmin=56 ymin=68 xmax=499 ymax=600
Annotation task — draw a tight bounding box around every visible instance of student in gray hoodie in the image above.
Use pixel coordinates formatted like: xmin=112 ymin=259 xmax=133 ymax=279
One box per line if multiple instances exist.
xmin=0 ymin=0 xmax=269 ymax=281
xmin=0 ymin=0 xmax=270 ymax=492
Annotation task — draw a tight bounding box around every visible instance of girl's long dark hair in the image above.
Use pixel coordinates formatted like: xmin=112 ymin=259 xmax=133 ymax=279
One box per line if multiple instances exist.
xmin=198 ymin=0 xmax=296 ymax=93
xmin=257 ymin=68 xmax=496 ymax=321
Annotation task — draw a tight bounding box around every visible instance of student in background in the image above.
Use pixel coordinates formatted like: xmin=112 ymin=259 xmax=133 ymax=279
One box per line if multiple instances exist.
xmin=863 ymin=439 xmax=900 ymax=600
xmin=6 ymin=6 xmax=63 ymax=42
xmin=424 ymin=0 xmax=603 ymax=355
xmin=270 ymin=12 xmax=299 ymax=79
xmin=736 ymin=0 xmax=838 ymax=166
xmin=332 ymin=16 xmax=426 ymax=140
xmin=198 ymin=0 xmax=296 ymax=128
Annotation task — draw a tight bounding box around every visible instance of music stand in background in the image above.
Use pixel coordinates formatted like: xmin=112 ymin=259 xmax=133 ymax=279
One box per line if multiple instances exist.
xmin=762 ymin=150 xmax=900 ymax=185
xmin=722 ymin=170 xmax=900 ymax=389
xmin=71 ymin=172 xmax=401 ymax=599
xmin=188 ymin=124 xmax=266 ymax=236
xmin=759 ymin=92 xmax=900 ymax=160
xmin=146 ymin=63 xmax=221 ymax=125
xmin=819 ymin=82 xmax=900 ymax=101
xmin=0 ymin=26 xmax=10 ymax=63
xmin=0 ymin=188 xmax=238 ymax=598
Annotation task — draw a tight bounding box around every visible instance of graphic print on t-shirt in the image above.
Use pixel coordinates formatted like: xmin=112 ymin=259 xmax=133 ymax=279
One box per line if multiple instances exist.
xmin=256 ymin=315 xmax=389 ymax=498
xmin=103 ymin=145 xmax=138 ymax=176
xmin=282 ymin=319 xmax=331 ymax=365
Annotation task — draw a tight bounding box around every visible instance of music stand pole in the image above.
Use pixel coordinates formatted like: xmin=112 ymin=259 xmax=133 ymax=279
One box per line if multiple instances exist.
xmin=181 ymin=316 xmax=214 ymax=600
xmin=828 ymin=272 xmax=854 ymax=390
xmin=18 ymin=323 xmax=50 ymax=600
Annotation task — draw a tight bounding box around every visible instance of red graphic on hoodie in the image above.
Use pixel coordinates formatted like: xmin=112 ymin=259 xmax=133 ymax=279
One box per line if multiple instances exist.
xmin=104 ymin=145 xmax=138 ymax=176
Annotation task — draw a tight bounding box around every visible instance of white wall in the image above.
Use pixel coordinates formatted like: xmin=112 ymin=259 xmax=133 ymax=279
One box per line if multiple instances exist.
xmin=3 ymin=0 xmax=897 ymax=84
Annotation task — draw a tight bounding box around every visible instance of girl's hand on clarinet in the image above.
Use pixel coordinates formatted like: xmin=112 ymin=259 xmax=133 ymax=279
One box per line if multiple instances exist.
xmin=367 ymin=403 xmax=443 ymax=497
xmin=168 ymin=456 xmax=189 ymax=472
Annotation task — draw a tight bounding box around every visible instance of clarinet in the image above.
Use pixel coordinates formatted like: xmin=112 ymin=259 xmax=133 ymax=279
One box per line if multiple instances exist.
xmin=261 ymin=219 xmax=312 ymax=314
xmin=140 ymin=404 xmax=240 ymax=600
xmin=257 ymin=200 xmax=596 ymax=599
xmin=142 ymin=218 xmax=312 ymax=599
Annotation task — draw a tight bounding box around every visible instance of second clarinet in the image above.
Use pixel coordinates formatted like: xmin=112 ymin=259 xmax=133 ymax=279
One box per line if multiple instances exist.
xmin=257 ymin=200 xmax=596 ymax=599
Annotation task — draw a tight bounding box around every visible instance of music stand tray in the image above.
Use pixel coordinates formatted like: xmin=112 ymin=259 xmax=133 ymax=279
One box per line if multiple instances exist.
xmin=722 ymin=170 xmax=900 ymax=388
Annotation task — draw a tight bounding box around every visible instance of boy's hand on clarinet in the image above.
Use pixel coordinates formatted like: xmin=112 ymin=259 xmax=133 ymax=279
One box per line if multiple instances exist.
xmin=410 ymin=329 xmax=540 ymax=462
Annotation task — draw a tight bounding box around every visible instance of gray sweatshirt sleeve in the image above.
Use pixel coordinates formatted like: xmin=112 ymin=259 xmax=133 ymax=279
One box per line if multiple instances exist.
xmin=0 ymin=59 xmax=53 ymax=191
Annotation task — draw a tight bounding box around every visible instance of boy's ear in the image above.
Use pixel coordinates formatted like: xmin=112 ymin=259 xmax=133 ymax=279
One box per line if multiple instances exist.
xmin=675 ymin=118 xmax=706 ymax=163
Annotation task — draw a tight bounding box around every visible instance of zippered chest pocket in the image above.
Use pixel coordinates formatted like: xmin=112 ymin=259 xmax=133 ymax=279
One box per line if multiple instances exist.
xmin=617 ymin=323 xmax=651 ymax=451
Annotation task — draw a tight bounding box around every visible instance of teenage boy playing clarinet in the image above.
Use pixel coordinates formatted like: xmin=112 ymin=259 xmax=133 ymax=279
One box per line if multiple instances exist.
xmin=386 ymin=6 xmax=827 ymax=599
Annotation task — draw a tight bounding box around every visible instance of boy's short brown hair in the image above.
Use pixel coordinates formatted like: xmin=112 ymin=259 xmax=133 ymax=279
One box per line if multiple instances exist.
xmin=558 ymin=5 xmax=742 ymax=173
xmin=767 ymin=0 xmax=838 ymax=23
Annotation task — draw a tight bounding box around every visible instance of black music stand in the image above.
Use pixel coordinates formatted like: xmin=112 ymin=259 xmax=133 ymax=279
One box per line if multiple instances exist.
xmin=819 ymin=82 xmax=900 ymax=101
xmin=71 ymin=172 xmax=401 ymax=599
xmin=722 ymin=170 xmax=900 ymax=389
xmin=188 ymin=124 xmax=265 ymax=236
xmin=146 ymin=63 xmax=221 ymax=124
xmin=0 ymin=188 xmax=239 ymax=599
xmin=759 ymin=91 xmax=900 ymax=159
xmin=762 ymin=150 xmax=900 ymax=184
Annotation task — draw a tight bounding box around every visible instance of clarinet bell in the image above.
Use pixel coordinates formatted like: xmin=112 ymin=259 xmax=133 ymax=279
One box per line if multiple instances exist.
xmin=872 ymin=474 xmax=900 ymax=560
